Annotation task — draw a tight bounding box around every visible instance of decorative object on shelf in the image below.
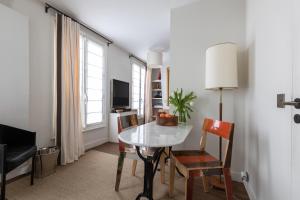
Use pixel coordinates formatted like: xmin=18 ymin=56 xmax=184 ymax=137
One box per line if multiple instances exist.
xmin=205 ymin=42 xmax=238 ymax=188
xmin=154 ymin=91 xmax=162 ymax=98
xmin=152 ymin=82 xmax=161 ymax=89
xmin=156 ymin=112 xmax=178 ymax=126
xmin=169 ymin=88 xmax=197 ymax=123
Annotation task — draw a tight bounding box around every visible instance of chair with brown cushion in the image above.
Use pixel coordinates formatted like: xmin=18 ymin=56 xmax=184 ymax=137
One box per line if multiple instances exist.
xmin=169 ymin=118 xmax=234 ymax=200
xmin=114 ymin=114 xmax=166 ymax=191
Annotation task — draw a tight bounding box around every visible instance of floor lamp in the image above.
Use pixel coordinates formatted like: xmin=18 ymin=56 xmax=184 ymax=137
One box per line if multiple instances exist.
xmin=205 ymin=43 xmax=238 ymax=188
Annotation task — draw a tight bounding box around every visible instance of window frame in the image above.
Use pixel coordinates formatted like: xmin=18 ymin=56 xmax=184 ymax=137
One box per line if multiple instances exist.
xmin=131 ymin=60 xmax=146 ymax=118
xmin=80 ymin=30 xmax=108 ymax=131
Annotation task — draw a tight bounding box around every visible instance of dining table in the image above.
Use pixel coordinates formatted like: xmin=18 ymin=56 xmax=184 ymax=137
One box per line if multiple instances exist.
xmin=118 ymin=121 xmax=193 ymax=200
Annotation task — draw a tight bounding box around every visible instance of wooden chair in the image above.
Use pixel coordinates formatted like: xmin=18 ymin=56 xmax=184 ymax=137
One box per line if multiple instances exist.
xmin=114 ymin=114 xmax=166 ymax=191
xmin=169 ymin=118 xmax=234 ymax=200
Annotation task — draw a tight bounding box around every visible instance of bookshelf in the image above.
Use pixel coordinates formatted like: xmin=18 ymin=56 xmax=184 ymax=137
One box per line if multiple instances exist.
xmin=152 ymin=68 xmax=163 ymax=119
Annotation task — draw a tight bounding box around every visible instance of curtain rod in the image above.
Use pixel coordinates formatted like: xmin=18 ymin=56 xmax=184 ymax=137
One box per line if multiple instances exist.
xmin=45 ymin=3 xmax=113 ymax=45
xmin=129 ymin=54 xmax=147 ymax=66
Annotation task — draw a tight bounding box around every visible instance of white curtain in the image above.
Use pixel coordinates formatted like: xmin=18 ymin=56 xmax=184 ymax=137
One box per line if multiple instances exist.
xmin=144 ymin=68 xmax=153 ymax=123
xmin=60 ymin=16 xmax=85 ymax=165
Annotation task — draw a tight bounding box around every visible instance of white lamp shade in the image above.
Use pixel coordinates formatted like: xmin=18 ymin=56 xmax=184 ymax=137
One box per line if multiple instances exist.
xmin=147 ymin=51 xmax=162 ymax=68
xmin=205 ymin=43 xmax=238 ymax=90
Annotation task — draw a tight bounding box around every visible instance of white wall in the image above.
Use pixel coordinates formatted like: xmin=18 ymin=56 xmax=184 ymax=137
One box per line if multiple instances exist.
xmin=0 ymin=0 xmax=134 ymax=150
xmin=170 ymin=0 xmax=246 ymax=180
xmin=0 ymin=0 xmax=54 ymax=147
xmin=0 ymin=3 xmax=29 ymax=130
xmin=245 ymin=0 xmax=294 ymax=199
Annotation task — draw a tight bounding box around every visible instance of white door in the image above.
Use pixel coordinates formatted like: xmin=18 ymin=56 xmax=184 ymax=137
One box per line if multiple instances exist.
xmin=292 ymin=0 xmax=300 ymax=198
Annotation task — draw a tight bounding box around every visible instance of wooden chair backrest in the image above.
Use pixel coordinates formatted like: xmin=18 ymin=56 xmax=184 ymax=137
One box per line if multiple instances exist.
xmin=200 ymin=118 xmax=234 ymax=168
xmin=117 ymin=114 xmax=138 ymax=152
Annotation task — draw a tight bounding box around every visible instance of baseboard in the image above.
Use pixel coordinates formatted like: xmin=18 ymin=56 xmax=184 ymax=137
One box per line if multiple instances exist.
xmin=84 ymin=137 xmax=108 ymax=150
xmin=243 ymin=181 xmax=256 ymax=200
xmin=232 ymin=171 xmax=256 ymax=199
xmin=231 ymin=171 xmax=241 ymax=182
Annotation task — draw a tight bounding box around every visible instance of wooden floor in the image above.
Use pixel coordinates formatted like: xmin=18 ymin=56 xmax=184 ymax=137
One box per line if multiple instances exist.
xmin=94 ymin=142 xmax=250 ymax=200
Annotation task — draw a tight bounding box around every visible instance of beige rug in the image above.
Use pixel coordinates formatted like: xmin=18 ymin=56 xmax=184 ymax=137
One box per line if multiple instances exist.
xmin=7 ymin=150 xmax=248 ymax=200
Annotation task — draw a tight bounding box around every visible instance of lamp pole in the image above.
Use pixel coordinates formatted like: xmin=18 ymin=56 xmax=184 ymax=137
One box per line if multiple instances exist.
xmin=219 ymin=88 xmax=223 ymax=154
xmin=219 ymin=88 xmax=223 ymax=183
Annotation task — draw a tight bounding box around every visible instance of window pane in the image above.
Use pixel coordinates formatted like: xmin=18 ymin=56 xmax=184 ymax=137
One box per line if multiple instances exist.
xmin=132 ymin=64 xmax=139 ymax=72
xmin=87 ymin=89 xmax=102 ymax=101
xmin=87 ymin=113 xmax=102 ymax=124
xmin=132 ymin=63 xmax=146 ymax=116
xmin=88 ymin=40 xmax=104 ymax=56
xmin=80 ymin=33 xmax=106 ymax=127
xmin=132 ymin=88 xmax=139 ymax=95
xmin=88 ymin=53 xmax=103 ymax=66
xmin=132 ymin=101 xmax=139 ymax=110
xmin=87 ymin=77 xmax=102 ymax=90
xmin=132 ymin=94 xmax=139 ymax=100
xmin=87 ymin=100 xmax=102 ymax=113
xmin=132 ymin=79 xmax=140 ymax=86
xmin=133 ymin=71 xmax=140 ymax=78
xmin=88 ymin=65 xmax=103 ymax=78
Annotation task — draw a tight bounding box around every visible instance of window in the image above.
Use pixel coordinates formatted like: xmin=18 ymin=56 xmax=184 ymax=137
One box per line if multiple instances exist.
xmin=132 ymin=62 xmax=146 ymax=117
xmin=80 ymin=32 xmax=107 ymax=130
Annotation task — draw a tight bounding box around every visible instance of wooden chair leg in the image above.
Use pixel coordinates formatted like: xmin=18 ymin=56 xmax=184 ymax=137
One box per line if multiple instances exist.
xmin=115 ymin=152 xmax=126 ymax=191
xmin=31 ymin=155 xmax=35 ymax=185
xmin=223 ymin=168 xmax=233 ymax=200
xmin=185 ymin=176 xmax=194 ymax=200
xmin=169 ymin=157 xmax=176 ymax=197
xmin=160 ymin=152 xmax=165 ymax=184
xmin=202 ymin=174 xmax=210 ymax=193
xmin=131 ymin=160 xmax=137 ymax=176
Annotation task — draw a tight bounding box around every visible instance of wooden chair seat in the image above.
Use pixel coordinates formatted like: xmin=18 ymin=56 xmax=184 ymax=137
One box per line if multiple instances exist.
xmin=172 ymin=150 xmax=221 ymax=171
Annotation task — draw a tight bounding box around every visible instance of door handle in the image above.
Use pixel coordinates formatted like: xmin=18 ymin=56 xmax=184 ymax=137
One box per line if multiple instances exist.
xmin=277 ymin=94 xmax=300 ymax=109
xmin=294 ymin=114 xmax=300 ymax=123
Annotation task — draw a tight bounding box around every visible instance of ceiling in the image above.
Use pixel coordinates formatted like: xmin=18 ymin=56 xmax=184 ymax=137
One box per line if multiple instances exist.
xmin=40 ymin=0 xmax=199 ymax=63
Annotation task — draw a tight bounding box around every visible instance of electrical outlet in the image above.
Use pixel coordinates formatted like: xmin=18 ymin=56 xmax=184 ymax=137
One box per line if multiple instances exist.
xmin=241 ymin=171 xmax=249 ymax=182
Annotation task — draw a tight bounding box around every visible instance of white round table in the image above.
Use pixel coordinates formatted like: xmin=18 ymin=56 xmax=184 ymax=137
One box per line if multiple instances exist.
xmin=119 ymin=121 xmax=193 ymax=200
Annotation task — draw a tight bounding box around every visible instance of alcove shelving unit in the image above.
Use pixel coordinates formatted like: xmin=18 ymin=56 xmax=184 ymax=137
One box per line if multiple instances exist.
xmin=152 ymin=68 xmax=163 ymax=119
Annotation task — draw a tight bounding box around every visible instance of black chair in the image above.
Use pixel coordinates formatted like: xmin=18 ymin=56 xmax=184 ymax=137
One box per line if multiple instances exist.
xmin=0 ymin=124 xmax=37 ymax=200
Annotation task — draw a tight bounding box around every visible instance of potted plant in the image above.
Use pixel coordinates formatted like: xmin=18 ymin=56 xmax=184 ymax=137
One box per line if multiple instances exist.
xmin=169 ymin=88 xmax=197 ymax=123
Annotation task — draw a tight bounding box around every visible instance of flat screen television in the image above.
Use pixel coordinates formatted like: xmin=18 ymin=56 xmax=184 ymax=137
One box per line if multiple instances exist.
xmin=112 ymin=79 xmax=129 ymax=108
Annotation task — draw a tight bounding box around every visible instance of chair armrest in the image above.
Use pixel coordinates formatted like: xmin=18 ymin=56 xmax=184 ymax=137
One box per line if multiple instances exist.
xmin=0 ymin=125 xmax=36 ymax=146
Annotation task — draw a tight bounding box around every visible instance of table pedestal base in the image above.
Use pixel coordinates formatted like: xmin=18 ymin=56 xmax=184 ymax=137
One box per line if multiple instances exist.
xmin=135 ymin=147 xmax=165 ymax=200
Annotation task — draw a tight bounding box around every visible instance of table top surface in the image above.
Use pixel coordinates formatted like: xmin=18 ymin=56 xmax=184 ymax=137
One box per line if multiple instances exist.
xmin=118 ymin=121 xmax=193 ymax=148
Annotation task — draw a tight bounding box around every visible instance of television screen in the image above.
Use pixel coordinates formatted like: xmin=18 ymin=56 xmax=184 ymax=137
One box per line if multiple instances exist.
xmin=112 ymin=79 xmax=129 ymax=107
